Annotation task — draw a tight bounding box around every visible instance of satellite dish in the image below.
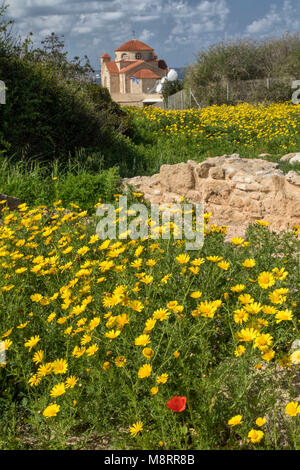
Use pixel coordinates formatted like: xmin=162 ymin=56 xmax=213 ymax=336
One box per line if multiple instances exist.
xmin=156 ymin=83 xmax=163 ymax=93
xmin=167 ymin=69 xmax=178 ymax=82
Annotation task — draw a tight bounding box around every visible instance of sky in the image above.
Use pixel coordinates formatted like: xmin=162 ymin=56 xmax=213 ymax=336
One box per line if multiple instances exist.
xmin=5 ymin=0 xmax=300 ymax=69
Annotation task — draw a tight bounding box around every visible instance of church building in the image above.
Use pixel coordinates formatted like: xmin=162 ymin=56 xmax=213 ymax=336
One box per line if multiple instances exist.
xmin=101 ymin=39 xmax=168 ymax=106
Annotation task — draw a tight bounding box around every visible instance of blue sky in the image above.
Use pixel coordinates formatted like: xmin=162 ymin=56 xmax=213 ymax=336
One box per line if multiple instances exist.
xmin=5 ymin=0 xmax=300 ymax=69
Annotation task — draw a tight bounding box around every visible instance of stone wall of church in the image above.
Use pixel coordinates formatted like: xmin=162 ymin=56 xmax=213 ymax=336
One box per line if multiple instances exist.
xmin=141 ymin=78 xmax=157 ymax=93
xmin=110 ymin=75 xmax=120 ymax=94
xmin=130 ymin=77 xmax=157 ymax=94
xmin=131 ymin=79 xmax=141 ymax=94
xmin=101 ymin=72 xmax=109 ymax=89
xmin=115 ymin=50 xmax=154 ymax=62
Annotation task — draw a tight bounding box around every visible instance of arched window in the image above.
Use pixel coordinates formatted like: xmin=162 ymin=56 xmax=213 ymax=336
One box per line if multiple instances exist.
xmin=121 ymin=53 xmax=128 ymax=60
xmin=135 ymin=53 xmax=141 ymax=60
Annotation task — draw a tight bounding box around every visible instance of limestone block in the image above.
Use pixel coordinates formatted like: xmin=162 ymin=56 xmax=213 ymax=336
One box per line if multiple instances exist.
xmin=285 ymin=171 xmax=300 ymax=186
xmin=160 ymin=162 xmax=195 ymax=194
xmin=209 ymin=167 xmax=225 ymax=180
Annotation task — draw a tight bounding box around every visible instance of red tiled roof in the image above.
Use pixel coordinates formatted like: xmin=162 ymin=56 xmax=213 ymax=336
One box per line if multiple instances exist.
xmin=101 ymin=53 xmax=111 ymax=58
xmin=115 ymin=39 xmax=154 ymax=52
xmin=132 ymin=69 xmax=161 ymax=79
xmin=104 ymin=62 xmax=119 ymax=74
xmin=119 ymin=60 xmax=144 ymax=73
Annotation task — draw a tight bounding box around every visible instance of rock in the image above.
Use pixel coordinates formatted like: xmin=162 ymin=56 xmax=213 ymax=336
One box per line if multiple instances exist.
xmin=194 ymin=161 xmax=214 ymax=179
xmin=149 ymin=174 xmax=160 ymax=187
xmin=123 ymin=153 xmax=300 ymax=236
xmin=285 ymin=171 xmax=300 ymax=186
xmin=187 ymin=160 xmax=198 ymax=167
xmin=209 ymin=167 xmax=225 ymax=180
xmin=259 ymin=153 xmax=271 ymax=157
xmin=290 ymin=155 xmax=300 ymax=165
xmin=0 ymin=193 xmax=22 ymax=211
xmin=232 ymin=174 xmax=254 ymax=184
xmin=226 ymin=153 xmax=241 ymax=160
xmin=186 ymin=190 xmax=201 ymax=202
xmin=235 ymin=183 xmax=264 ymax=192
xmin=280 ymin=152 xmax=300 ymax=162
xmin=160 ymin=162 xmax=194 ymax=195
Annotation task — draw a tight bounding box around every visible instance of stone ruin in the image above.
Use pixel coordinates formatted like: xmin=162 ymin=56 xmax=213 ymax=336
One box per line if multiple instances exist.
xmin=123 ymin=154 xmax=300 ymax=238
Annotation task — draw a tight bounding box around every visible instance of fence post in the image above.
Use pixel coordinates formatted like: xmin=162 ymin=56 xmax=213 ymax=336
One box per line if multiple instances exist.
xmin=190 ymin=89 xmax=201 ymax=109
xmin=226 ymin=82 xmax=230 ymax=102
xmin=266 ymin=78 xmax=270 ymax=90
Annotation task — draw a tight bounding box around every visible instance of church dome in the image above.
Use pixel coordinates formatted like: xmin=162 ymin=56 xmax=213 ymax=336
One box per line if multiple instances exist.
xmin=115 ymin=39 xmax=154 ymax=52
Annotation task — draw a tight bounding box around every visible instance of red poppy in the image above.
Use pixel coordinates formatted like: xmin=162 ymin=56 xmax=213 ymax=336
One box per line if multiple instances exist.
xmin=166 ymin=396 xmax=186 ymax=412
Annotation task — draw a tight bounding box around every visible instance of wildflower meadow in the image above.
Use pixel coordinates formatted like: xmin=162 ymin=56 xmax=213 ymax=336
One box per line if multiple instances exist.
xmin=1 ymin=191 xmax=300 ymax=450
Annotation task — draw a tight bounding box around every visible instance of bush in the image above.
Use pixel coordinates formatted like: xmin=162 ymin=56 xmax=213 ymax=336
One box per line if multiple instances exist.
xmin=185 ymin=33 xmax=300 ymax=106
xmin=0 ymin=7 xmax=135 ymax=170
xmin=0 ymin=57 xmax=114 ymax=159
xmin=57 ymin=167 xmax=120 ymax=210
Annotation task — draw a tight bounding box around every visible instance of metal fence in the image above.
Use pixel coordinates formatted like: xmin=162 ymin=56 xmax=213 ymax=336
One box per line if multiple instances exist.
xmin=152 ymin=77 xmax=295 ymax=110
xmin=152 ymin=89 xmax=199 ymax=110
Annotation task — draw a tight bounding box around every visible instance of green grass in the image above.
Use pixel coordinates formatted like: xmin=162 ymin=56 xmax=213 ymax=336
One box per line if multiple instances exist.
xmin=126 ymin=103 xmax=300 ymax=176
xmin=0 ymin=157 xmax=120 ymax=212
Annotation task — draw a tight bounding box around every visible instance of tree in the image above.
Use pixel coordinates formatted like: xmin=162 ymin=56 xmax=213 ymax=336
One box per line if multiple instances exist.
xmin=41 ymin=32 xmax=65 ymax=56
xmin=20 ymin=31 xmax=94 ymax=81
xmin=0 ymin=2 xmax=13 ymax=56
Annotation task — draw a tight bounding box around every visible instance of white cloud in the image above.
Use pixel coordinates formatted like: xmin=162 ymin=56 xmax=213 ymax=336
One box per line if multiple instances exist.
xmin=7 ymin=0 xmax=162 ymax=39
xmin=5 ymin=0 xmax=230 ymax=67
xmin=246 ymin=5 xmax=281 ymax=34
xmin=165 ymin=0 xmax=229 ymax=47
xmin=139 ymin=29 xmax=155 ymax=42
xmin=246 ymin=0 xmax=300 ymax=36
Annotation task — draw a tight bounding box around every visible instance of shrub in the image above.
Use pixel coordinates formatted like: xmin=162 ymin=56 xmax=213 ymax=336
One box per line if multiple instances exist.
xmin=185 ymin=33 xmax=300 ymax=106
xmin=56 ymin=167 xmax=120 ymax=210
